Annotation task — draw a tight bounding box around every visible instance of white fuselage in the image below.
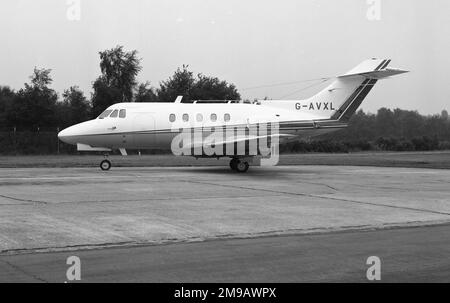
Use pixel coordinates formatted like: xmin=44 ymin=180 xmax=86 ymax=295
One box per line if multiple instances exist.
xmin=56 ymin=58 xmax=407 ymax=166
xmin=58 ymin=101 xmax=344 ymax=151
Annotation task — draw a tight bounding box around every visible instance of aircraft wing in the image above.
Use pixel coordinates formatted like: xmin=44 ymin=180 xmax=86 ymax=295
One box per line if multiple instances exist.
xmin=179 ymin=133 xmax=294 ymax=150
xmin=202 ymin=133 xmax=295 ymax=148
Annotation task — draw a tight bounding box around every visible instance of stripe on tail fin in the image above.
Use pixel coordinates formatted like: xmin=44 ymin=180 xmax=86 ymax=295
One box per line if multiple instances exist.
xmin=331 ymin=59 xmax=408 ymax=122
xmin=258 ymin=58 xmax=408 ymax=123
xmin=302 ymin=58 xmax=390 ymax=120
xmin=331 ymin=78 xmax=378 ymax=122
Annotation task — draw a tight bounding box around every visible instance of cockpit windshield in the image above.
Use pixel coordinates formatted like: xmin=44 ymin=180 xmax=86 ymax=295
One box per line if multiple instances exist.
xmin=98 ymin=110 xmax=113 ymax=119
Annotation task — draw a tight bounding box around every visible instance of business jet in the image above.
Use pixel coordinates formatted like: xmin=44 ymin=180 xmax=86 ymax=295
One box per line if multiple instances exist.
xmin=58 ymin=58 xmax=407 ymax=172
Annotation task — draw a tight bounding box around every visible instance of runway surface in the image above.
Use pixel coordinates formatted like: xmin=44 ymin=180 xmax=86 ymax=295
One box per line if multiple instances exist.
xmin=1 ymin=224 xmax=450 ymax=282
xmin=0 ymin=165 xmax=449 ymax=282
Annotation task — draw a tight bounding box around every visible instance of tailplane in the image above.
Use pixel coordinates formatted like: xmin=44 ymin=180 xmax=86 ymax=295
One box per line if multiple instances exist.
xmin=306 ymin=58 xmax=408 ymax=122
xmin=259 ymin=58 xmax=408 ymax=122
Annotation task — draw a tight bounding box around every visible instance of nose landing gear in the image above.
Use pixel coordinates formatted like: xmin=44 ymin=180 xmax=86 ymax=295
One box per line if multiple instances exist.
xmin=100 ymin=155 xmax=112 ymax=171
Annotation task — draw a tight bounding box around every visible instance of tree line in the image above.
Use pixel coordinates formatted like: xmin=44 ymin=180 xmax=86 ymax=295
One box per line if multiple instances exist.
xmin=281 ymin=109 xmax=450 ymax=153
xmin=0 ymin=45 xmax=448 ymax=154
xmin=0 ymin=46 xmax=240 ymax=131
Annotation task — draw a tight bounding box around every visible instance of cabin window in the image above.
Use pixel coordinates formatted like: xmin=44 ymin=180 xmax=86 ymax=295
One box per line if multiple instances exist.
xmin=210 ymin=113 xmax=217 ymax=122
xmin=98 ymin=110 xmax=113 ymax=119
xmin=196 ymin=113 xmax=203 ymax=122
xmin=169 ymin=114 xmax=176 ymax=122
xmin=224 ymin=113 xmax=231 ymax=122
xmin=110 ymin=109 xmax=119 ymax=118
xmin=183 ymin=113 xmax=189 ymax=122
xmin=119 ymin=109 xmax=126 ymax=118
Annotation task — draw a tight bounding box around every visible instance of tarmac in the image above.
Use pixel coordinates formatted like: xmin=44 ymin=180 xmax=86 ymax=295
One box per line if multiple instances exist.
xmin=2 ymin=224 xmax=450 ymax=282
xmin=0 ymin=165 xmax=449 ymax=282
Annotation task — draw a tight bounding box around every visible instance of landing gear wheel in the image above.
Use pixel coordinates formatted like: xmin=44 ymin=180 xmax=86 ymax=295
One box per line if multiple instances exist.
xmin=100 ymin=159 xmax=111 ymax=171
xmin=229 ymin=158 xmax=239 ymax=171
xmin=235 ymin=161 xmax=249 ymax=173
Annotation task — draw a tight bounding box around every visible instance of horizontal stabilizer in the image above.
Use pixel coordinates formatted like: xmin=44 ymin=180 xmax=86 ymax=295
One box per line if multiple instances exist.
xmin=338 ymin=68 xmax=409 ymax=80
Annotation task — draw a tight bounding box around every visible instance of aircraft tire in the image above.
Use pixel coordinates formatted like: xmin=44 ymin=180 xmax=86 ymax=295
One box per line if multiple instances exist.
xmin=230 ymin=158 xmax=239 ymax=171
xmin=235 ymin=161 xmax=249 ymax=173
xmin=100 ymin=159 xmax=112 ymax=171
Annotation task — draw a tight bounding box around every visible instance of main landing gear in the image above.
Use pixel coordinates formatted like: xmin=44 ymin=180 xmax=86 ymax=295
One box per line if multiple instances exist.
xmin=99 ymin=155 xmax=251 ymax=173
xmin=229 ymin=158 xmax=250 ymax=173
xmin=100 ymin=155 xmax=112 ymax=171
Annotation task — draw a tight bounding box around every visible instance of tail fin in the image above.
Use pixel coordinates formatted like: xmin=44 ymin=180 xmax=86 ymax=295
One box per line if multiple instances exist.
xmin=306 ymin=58 xmax=408 ymax=122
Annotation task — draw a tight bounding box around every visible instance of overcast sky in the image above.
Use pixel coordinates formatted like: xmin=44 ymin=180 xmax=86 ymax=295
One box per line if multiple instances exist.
xmin=1 ymin=0 xmax=449 ymax=114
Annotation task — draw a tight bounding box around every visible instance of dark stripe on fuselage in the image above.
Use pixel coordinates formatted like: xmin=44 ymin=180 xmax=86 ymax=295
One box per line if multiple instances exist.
xmin=63 ymin=119 xmax=349 ymax=141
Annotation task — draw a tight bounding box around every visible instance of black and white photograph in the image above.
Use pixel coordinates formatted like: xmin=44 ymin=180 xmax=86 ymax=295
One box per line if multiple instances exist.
xmin=0 ymin=0 xmax=449 ymax=290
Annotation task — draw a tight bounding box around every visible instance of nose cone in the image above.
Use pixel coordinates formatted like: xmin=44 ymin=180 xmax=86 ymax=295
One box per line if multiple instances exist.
xmin=58 ymin=120 xmax=96 ymax=145
xmin=58 ymin=120 xmax=99 ymax=145
xmin=58 ymin=125 xmax=79 ymax=145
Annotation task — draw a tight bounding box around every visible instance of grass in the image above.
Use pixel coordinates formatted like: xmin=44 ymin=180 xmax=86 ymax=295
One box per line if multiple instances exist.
xmin=0 ymin=151 xmax=449 ymax=169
